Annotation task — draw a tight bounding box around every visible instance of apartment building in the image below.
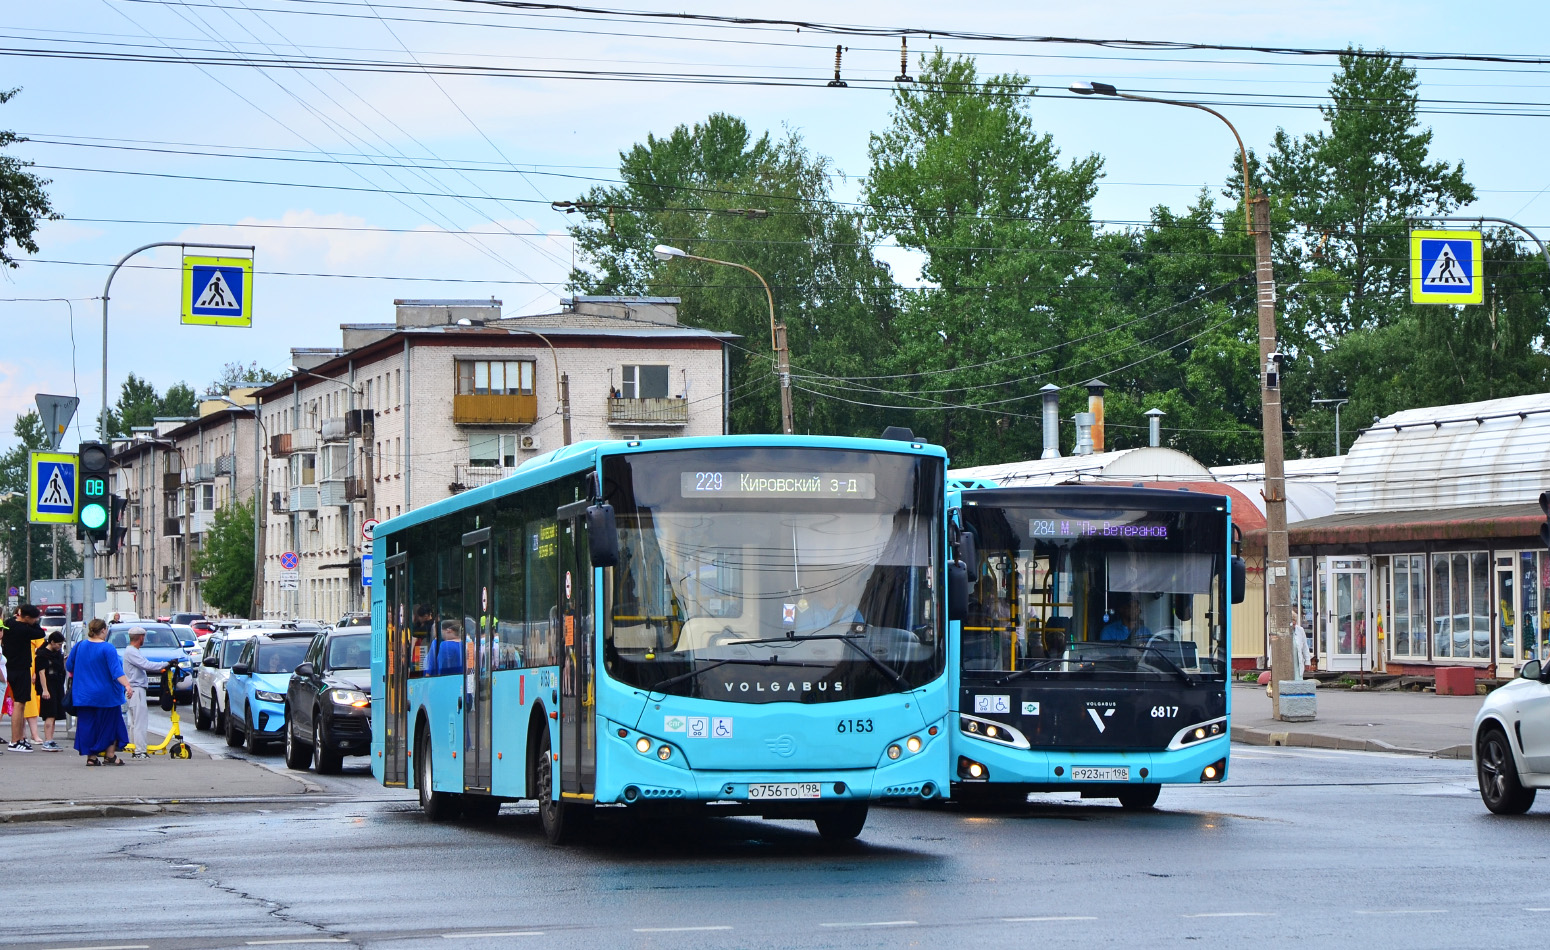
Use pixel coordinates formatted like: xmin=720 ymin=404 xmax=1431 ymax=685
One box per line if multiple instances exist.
xmin=103 ymin=392 xmax=259 ymax=617
xmin=252 ymin=296 xmax=734 ymax=622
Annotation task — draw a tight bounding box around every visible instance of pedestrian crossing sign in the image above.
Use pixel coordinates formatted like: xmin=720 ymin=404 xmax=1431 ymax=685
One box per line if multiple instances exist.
xmin=181 ymin=253 xmax=254 ymax=327
xmin=1411 ymin=229 xmax=1483 ymax=305
xmin=28 ymin=451 xmax=78 ymax=525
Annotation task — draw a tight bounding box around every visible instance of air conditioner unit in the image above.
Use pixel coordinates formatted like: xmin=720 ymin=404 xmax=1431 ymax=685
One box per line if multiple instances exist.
xmin=520 ymin=434 xmax=541 ymax=451
xmin=304 ymin=516 xmax=321 ymax=532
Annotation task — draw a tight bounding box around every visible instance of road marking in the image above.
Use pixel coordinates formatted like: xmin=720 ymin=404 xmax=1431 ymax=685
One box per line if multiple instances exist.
xmin=632 ymin=926 xmax=733 ymax=933
xmin=1354 ymin=910 xmax=1446 ymax=915
xmin=1526 ymin=908 xmax=1550 ymax=912
xmin=1002 ymin=916 xmax=1098 ymax=922
xmin=819 ymin=920 xmax=917 ymax=928
xmin=1183 ymin=912 xmax=1274 ymax=918
xmin=43 ymin=945 xmax=150 ymax=950
xmin=441 ymin=932 xmax=544 ymax=938
xmin=245 ymin=941 xmax=351 ymax=945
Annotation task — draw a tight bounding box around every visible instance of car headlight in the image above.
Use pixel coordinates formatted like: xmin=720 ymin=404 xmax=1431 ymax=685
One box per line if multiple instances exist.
xmin=331 ymin=689 xmax=370 ymax=707
xmin=255 ymin=689 xmax=286 ymax=703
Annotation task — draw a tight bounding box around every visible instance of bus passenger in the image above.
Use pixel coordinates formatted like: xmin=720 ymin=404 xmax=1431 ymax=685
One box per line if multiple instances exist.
xmin=433 ymin=621 xmax=465 ymax=675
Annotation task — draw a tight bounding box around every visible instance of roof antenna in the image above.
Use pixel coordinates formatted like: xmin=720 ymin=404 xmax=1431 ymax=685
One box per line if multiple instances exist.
xmin=828 ymin=45 xmax=848 ymax=88
xmin=895 ymin=37 xmax=912 ymax=83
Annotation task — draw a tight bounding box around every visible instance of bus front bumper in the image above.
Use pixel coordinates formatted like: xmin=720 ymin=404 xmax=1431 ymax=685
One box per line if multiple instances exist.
xmin=953 ymin=732 xmax=1229 ymax=789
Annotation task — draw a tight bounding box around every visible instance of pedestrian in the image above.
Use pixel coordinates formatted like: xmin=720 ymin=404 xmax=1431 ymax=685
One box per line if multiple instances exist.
xmin=3 ymin=604 xmax=45 ymax=752
xmin=121 ymin=626 xmax=168 ymax=758
xmin=64 ymin=618 xmax=130 ymax=766
xmin=35 ymin=632 xmax=67 ymax=751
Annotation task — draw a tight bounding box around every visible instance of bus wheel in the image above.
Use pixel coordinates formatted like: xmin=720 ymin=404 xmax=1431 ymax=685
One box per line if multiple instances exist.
xmin=814 ymin=803 xmax=868 ymax=840
xmin=535 ymin=729 xmax=588 ymax=845
xmin=1118 ymin=785 xmax=1161 ymax=811
xmin=416 ymin=724 xmax=462 ymax=821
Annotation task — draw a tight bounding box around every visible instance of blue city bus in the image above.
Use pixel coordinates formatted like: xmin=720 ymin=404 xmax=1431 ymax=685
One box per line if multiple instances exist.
xmin=947 ymin=482 xmax=1245 ymax=809
xmin=372 ymin=434 xmax=954 ymax=842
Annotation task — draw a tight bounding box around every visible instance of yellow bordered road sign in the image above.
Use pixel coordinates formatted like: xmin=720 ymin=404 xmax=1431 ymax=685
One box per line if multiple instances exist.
xmin=29 ymin=451 xmax=79 ymax=524
xmin=181 ymin=253 xmax=254 ymax=327
xmin=1411 ymin=229 xmax=1484 ymax=305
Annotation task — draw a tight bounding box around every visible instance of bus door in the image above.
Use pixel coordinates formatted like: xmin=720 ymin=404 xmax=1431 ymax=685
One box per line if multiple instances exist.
xmin=462 ymin=528 xmax=494 ymax=793
xmin=383 ymin=552 xmax=410 ymax=786
xmin=557 ymin=501 xmax=596 ymax=799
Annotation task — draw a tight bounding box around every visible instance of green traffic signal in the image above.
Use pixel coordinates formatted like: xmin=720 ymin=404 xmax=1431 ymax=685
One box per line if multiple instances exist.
xmin=81 ymin=501 xmax=108 ymax=530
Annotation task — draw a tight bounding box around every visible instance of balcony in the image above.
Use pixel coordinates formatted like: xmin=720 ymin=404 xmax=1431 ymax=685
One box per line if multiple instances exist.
xmin=270 ymin=491 xmax=284 ymax=515
xmin=270 ymin=431 xmax=318 ymax=456
xmin=321 ymin=417 xmax=349 ymax=442
xmin=453 ymin=393 xmax=538 ymax=426
xmin=288 ymin=486 xmax=319 ymax=512
xmin=215 ymin=454 xmax=236 ymax=476
xmin=191 ymin=462 xmax=217 ymax=482
xmin=162 ymin=517 xmax=180 ymax=538
xmin=607 ymin=396 xmax=689 ymax=427
xmin=319 ymin=479 xmax=350 ymax=507
xmin=346 ymin=476 xmax=369 ymax=500
xmin=449 ymin=463 xmax=519 ymax=493
xmin=162 ymin=471 xmax=181 ymax=491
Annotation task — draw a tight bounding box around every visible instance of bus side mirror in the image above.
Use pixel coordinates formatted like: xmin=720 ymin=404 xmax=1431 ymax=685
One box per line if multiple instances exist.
xmin=948 ymin=561 xmax=970 ymax=621
xmin=587 ymin=504 xmax=619 ymax=568
xmin=1231 ymin=556 xmax=1247 ymax=605
xmin=956 ymin=529 xmax=977 ymax=575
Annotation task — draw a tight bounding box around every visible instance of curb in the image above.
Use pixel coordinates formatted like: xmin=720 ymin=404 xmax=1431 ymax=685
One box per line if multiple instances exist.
xmin=1 ymin=803 xmax=169 ymax=823
xmin=1232 ymin=726 xmax=1471 ymax=759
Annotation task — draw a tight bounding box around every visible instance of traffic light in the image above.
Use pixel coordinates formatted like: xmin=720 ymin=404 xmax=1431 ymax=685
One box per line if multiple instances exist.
xmin=78 ymin=441 xmax=110 ymax=541
xmin=106 ymin=494 xmax=128 ymax=555
xmin=1541 ymin=491 xmax=1550 ymax=549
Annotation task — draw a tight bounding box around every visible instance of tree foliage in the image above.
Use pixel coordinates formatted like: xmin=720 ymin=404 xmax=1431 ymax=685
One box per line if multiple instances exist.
xmin=205 ymin=361 xmax=282 ymax=397
xmin=108 ymin=373 xmax=198 ymax=437
xmin=194 ymin=497 xmax=254 ymax=616
xmin=0 ymin=88 xmax=56 ymax=269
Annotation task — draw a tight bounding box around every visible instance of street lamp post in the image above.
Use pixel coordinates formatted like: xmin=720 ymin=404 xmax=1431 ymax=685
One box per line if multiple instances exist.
xmin=1312 ymin=398 xmax=1350 ymax=456
xmin=218 ymin=395 xmax=267 ymax=620
xmin=654 ymin=244 xmax=794 ymax=435
xmin=1072 ymin=80 xmax=1296 ymax=716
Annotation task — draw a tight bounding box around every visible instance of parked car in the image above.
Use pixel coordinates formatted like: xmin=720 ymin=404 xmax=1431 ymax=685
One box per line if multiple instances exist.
xmin=224 ymin=631 xmax=313 ymax=752
xmin=336 ymin=612 xmax=369 ymax=629
xmin=284 ymin=626 xmax=372 ymax=774
xmin=107 ymin=622 xmax=195 ymax=701
xmin=40 ymin=606 xmax=68 ymax=633
xmin=170 ymin=611 xmax=206 ymax=626
xmin=171 ymin=624 xmax=203 ymax=662
xmin=1475 ymin=657 xmax=1550 ymax=814
xmin=190 ymin=619 xmax=217 ymax=639
xmin=194 ymin=628 xmax=271 ymax=732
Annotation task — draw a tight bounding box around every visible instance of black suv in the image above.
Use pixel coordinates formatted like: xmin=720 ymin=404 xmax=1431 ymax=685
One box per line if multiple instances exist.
xmin=284 ymin=626 xmax=372 ymax=774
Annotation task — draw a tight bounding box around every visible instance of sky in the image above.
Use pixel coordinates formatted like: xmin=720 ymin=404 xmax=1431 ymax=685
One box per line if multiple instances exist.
xmin=3 ymin=0 xmax=1550 ymax=451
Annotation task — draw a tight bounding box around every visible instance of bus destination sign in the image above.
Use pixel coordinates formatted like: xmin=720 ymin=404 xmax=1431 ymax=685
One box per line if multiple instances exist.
xmin=1029 ymin=516 xmax=1170 ymax=540
xmin=681 ymin=471 xmax=877 ymax=499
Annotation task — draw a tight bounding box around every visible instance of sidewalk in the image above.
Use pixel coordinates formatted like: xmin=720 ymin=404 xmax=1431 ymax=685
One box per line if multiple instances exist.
xmin=1 ymin=712 xmax=315 ymax=823
xmin=1231 ymin=683 xmax=1479 ymax=758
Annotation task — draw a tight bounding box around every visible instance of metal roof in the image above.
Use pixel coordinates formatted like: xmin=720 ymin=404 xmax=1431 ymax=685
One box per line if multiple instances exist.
xmin=1337 ymin=393 xmax=1550 ymax=514
xmin=1267 ymin=502 xmax=1542 ymax=547
xmin=1209 ymin=455 xmax=1341 ymax=524
xmin=949 ymin=446 xmax=1211 ymax=488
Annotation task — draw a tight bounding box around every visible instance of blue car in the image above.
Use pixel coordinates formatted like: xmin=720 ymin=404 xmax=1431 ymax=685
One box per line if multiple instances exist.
xmin=108 ymin=623 xmax=196 ymax=702
xmin=225 ymin=631 xmax=313 ymax=753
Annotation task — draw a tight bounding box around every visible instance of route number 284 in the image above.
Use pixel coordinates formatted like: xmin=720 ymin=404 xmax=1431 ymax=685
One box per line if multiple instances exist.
xmin=1149 ymin=706 xmax=1179 ymax=718
xmin=836 ymin=719 xmax=874 ymax=734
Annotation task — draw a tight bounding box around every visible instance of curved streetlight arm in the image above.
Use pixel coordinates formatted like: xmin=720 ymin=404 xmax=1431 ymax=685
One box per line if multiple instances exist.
xmin=1412 ymin=215 xmax=1550 ymax=273
xmin=677 ymin=252 xmax=779 ymax=350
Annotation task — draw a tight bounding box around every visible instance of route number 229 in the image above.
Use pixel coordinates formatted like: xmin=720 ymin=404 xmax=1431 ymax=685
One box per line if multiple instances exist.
xmin=1150 ymin=706 xmax=1179 ymax=718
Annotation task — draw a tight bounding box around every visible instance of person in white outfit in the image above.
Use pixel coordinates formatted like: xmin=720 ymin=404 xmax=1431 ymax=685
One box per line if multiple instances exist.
xmin=121 ymin=627 xmax=168 ymax=758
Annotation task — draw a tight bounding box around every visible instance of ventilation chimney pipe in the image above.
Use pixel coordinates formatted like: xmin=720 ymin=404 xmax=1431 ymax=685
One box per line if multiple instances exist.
xmin=1145 ymin=408 xmax=1165 ymax=448
xmin=1084 ymin=378 xmax=1108 ymax=453
xmin=1073 ymin=412 xmax=1095 ymax=456
xmin=1040 ymin=384 xmax=1061 ymax=459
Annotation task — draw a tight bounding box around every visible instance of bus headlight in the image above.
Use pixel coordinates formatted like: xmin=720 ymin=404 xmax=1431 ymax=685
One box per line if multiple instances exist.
xmin=1170 ymin=718 xmax=1227 ymax=750
xmin=906 ymin=736 xmax=922 ymax=754
xmin=1200 ymin=758 xmax=1227 ymax=782
xmin=957 ymin=756 xmax=988 ymax=781
xmin=887 ymin=744 xmax=902 ymax=760
xmin=959 ymin=715 xmax=1031 ymax=749
xmin=657 ymin=745 xmax=672 ymax=761
xmin=636 ymin=737 xmax=652 ymax=754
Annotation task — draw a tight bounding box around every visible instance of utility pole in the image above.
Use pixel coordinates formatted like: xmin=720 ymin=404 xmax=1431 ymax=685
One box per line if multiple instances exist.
xmin=1312 ymin=397 xmax=1349 ymax=456
xmin=1253 ymin=195 xmax=1294 ymax=717
xmin=560 ymin=374 xmax=573 ymax=446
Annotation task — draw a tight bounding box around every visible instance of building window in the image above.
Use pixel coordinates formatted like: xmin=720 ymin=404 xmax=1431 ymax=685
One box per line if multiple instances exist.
xmin=1387 ymin=554 xmax=1428 ymax=659
xmin=1430 ymin=551 xmax=1490 ymax=661
xmin=620 ymin=364 xmax=669 ymax=399
xmin=457 ymin=359 xmax=534 ymax=396
xmin=290 ymin=452 xmax=316 ymax=487
xmin=469 ymin=433 xmax=517 ymax=468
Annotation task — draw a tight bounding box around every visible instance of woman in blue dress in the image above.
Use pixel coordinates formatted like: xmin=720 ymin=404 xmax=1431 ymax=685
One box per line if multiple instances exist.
xmin=65 ymin=618 xmax=132 ymax=765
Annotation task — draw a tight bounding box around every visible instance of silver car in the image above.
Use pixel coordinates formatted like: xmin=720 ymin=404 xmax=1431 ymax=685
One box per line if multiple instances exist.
xmin=1474 ymin=657 xmax=1550 ymax=814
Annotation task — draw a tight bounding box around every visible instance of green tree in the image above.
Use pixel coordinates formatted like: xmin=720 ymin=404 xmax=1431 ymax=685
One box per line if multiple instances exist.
xmin=862 ymin=51 xmax=1106 ymax=463
xmin=0 ymin=88 xmax=57 ymax=269
xmin=205 ymin=361 xmax=282 ymax=397
xmin=567 ymin=113 xmax=899 ymax=437
xmin=108 ymin=373 xmax=198 ymax=437
xmin=194 ymin=497 xmax=254 ymax=616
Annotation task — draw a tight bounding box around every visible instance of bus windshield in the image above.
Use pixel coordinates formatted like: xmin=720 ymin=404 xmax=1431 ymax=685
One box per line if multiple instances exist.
xmin=602 ymin=447 xmax=946 ymax=703
xmin=960 ymin=503 xmax=1228 ymax=680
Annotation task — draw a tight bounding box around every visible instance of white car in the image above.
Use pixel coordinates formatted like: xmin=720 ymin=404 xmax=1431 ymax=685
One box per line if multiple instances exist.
xmin=1474 ymin=658 xmax=1550 ymax=813
xmin=193 ymin=629 xmax=269 ymax=733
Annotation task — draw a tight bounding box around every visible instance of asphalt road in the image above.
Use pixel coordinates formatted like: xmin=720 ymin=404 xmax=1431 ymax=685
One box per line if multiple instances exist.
xmin=5 ymin=743 xmax=1543 ymax=950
